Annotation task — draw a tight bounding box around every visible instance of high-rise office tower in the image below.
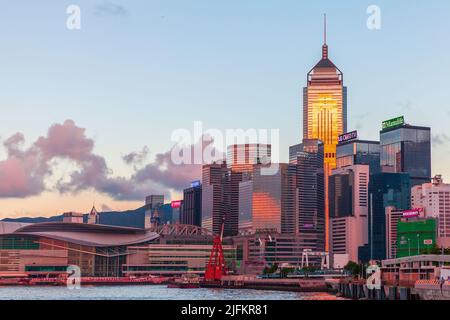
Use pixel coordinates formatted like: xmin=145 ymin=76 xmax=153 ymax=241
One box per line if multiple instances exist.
xmin=336 ymin=137 xmax=381 ymax=174
xmin=170 ymin=200 xmax=183 ymax=224
xmin=181 ymin=182 xmax=202 ymax=227
xmin=201 ymin=162 xmax=227 ymax=234
xmin=380 ymin=117 xmax=431 ymax=187
xmin=411 ymin=175 xmax=450 ymax=248
xmin=223 ymin=170 xmax=244 ymax=237
xmin=284 ymin=139 xmax=325 ymax=251
xmin=227 ymin=144 xmax=271 ymax=173
xmin=303 ymin=16 xmax=347 ymax=249
xmin=329 ymin=165 xmax=369 ymax=265
xmin=144 ymin=195 xmax=164 ymax=229
xmin=359 ymin=172 xmax=411 ymax=262
xmin=238 ymin=164 xmax=288 ymax=233
xmin=219 ymin=144 xmax=273 ymax=237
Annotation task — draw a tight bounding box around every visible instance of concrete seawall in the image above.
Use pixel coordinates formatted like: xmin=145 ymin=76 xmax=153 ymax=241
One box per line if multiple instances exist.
xmin=336 ymin=280 xmax=450 ymax=300
xmin=219 ymin=277 xmax=330 ymax=292
xmin=335 ymin=281 xmax=418 ymax=300
xmin=414 ymin=280 xmax=450 ymax=300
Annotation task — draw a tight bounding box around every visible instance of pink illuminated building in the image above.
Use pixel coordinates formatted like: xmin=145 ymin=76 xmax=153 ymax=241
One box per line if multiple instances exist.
xmin=329 ymin=164 xmax=369 ymax=265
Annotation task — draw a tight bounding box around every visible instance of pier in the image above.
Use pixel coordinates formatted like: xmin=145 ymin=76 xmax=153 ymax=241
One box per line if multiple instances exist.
xmin=204 ymin=276 xmax=331 ymax=293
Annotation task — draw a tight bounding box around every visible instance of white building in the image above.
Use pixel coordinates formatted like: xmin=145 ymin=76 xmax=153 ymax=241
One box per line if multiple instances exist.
xmin=411 ymin=175 xmax=450 ymax=247
xmin=88 ymin=205 xmax=99 ymax=224
xmin=329 ymin=164 xmax=369 ymax=264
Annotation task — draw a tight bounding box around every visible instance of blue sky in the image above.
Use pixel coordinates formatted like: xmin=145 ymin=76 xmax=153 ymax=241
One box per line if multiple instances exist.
xmin=0 ymin=0 xmax=449 ymax=217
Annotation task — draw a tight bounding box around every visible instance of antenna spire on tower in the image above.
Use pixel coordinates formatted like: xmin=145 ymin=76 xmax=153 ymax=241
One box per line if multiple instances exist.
xmin=322 ymin=13 xmax=328 ymax=60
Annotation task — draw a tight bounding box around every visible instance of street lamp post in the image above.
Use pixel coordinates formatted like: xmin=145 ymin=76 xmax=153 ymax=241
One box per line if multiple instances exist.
xmin=417 ymin=234 xmax=420 ymax=256
xmin=408 ymin=238 xmax=411 ymax=257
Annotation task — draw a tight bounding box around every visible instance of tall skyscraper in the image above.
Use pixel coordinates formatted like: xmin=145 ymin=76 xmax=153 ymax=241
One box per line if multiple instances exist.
xmin=208 ymin=143 xmax=273 ymax=237
xmin=181 ymin=182 xmax=202 ymax=227
xmin=303 ymin=16 xmax=347 ymax=250
xmin=380 ymin=117 xmax=431 ymax=187
xmin=284 ymin=139 xmax=325 ymax=251
xmin=238 ymin=164 xmax=288 ymax=233
xmin=329 ymin=165 xmax=369 ymax=265
xmin=359 ymin=172 xmax=411 ymax=262
xmin=201 ymin=162 xmax=228 ymax=234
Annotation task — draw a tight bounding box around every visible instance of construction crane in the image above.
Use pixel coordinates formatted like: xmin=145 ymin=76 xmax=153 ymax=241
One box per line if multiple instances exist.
xmin=204 ymin=219 xmax=226 ymax=282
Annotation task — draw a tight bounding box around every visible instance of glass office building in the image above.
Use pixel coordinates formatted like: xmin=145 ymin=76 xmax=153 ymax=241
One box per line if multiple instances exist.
xmin=238 ymin=164 xmax=288 ymax=233
xmin=336 ymin=140 xmax=381 ymax=174
xmin=284 ymin=140 xmax=325 ymax=251
xmin=181 ymin=184 xmax=202 ymax=227
xmin=359 ymin=172 xmax=411 ymax=262
xmin=380 ymin=124 xmax=431 ymax=187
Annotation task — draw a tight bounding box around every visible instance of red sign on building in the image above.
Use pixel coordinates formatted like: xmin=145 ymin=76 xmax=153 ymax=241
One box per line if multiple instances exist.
xmin=402 ymin=208 xmax=423 ymax=218
xmin=171 ymin=200 xmax=182 ymax=209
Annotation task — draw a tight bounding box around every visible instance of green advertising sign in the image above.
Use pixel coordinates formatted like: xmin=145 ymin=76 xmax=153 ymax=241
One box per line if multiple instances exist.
xmin=382 ymin=116 xmax=405 ymax=130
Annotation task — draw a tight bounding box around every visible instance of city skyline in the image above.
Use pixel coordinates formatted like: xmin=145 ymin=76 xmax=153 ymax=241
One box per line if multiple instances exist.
xmin=1 ymin=1 xmax=450 ymax=218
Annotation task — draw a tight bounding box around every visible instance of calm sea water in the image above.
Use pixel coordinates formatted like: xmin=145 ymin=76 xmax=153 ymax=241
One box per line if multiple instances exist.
xmin=0 ymin=285 xmax=342 ymax=300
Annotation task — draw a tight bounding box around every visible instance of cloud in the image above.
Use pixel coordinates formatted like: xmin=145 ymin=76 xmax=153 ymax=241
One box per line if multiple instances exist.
xmin=122 ymin=146 xmax=149 ymax=166
xmin=432 ymin=134 xmax=450 ymax=146
xmin=0 ymin=120 xmax=220 ymax=201
xmin=94 ymin=2 xmax=128 ymax=17
xmin=0 ymin=133 xmax=49 ymax=198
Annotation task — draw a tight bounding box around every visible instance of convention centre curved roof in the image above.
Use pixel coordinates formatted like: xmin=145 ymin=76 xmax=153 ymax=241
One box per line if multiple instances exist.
xmin=0 ymin=222 xmax=160 ymax=248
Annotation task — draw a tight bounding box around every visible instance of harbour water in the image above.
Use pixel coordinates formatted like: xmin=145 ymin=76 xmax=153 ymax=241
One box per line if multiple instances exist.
xmin=0 ymin=285 xmax=343 ymax=300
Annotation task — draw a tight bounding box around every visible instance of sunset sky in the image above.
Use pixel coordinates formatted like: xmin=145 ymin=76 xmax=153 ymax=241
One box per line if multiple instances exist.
xmin=1 ymin=0 xmax=450 ymax=218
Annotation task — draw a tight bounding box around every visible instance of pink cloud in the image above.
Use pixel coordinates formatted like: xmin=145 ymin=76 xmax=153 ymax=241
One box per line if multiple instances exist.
xmin=0 ymin=120 xmax=221 ymax=201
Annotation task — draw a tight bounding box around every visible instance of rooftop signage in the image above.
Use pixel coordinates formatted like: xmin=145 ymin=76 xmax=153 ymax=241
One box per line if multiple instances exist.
xmin=338 ymin=130 xmax=358 ymax=144
xmin=191 ymin=180 xmax=201 ymax=188
xmin=382 ymin=116 xmax=405 ymax=130
xmin=171 ymin=200 xmax=182 ymax=209
xmin=402 ymin=208 xmax=423 ymax=218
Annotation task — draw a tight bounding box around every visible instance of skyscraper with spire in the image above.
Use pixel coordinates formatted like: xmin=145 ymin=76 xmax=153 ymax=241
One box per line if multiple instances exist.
xmin=303 ymin=15 xmax=347 ymax=250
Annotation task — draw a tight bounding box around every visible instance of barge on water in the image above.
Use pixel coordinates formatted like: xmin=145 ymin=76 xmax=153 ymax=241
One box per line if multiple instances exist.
xmin=167 ymin=274 xmax=200 ymax=289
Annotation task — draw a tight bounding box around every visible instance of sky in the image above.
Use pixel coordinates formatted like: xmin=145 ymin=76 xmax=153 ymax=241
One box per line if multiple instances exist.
xmin=0 ymin=0 xmax=449 ymax=218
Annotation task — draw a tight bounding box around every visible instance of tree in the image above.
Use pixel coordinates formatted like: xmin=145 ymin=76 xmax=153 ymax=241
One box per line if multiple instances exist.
xmin=301 ymin=266 xmax=317 ymax=278
xmin=344 ymin=261 xmax=362 ymax=278
xmin=263 ymin=263 xmax=279 ymax=275
xmin=280 ymin=267 xmax=295 ymax=278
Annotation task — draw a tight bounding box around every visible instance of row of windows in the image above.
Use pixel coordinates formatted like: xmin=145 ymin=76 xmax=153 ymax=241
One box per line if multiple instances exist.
xmin=25 ymin=265 xmax=67 ymax=272
xmin=0 ymin=237 xmax=39 ymax=250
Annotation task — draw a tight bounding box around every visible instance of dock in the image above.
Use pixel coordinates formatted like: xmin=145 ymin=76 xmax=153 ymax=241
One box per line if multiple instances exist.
xmin=202 ymin=276 xmax=331 ymax=292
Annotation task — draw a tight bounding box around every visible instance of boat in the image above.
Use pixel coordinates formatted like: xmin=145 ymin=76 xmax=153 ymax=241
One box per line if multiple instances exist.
xmin=168 ymin=274 xmax=200 ymax=289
